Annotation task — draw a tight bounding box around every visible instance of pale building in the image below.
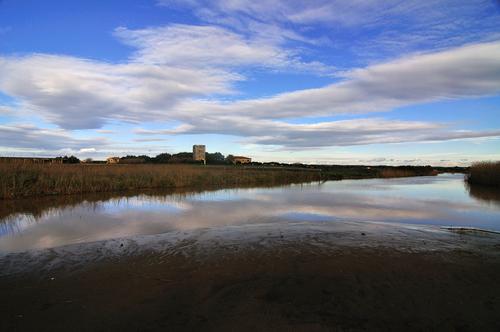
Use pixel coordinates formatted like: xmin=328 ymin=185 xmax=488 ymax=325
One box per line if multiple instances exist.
xmin=193 ymin=145 xmax=206 ymax=164
xmin=232 ymin=156 xmax=252 ymax=164
xmin=106 ymin=157 xmax=120 ymax=164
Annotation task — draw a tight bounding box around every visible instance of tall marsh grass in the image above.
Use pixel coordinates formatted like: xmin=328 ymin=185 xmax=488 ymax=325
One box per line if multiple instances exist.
xmin=379 ymin=167 xmax=437 ymax=178
xmin=0 ymin=163 xmax=323 ymax=199
xmin=379 ymin=169 xmax=417 ymax=178
xmin=0 ymin=162 xmax=441 ymax=199
xmin=466 ymin=161 xmax=500 ymax=188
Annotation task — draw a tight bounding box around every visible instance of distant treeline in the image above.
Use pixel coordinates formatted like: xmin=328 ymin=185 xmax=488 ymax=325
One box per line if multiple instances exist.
xmin=59 ymin=152 xmax=233 ymax=164
xmin=56 ymin=154 xmax=468 ymax=174
xmin=118 ymin=152 xmax=228 ymax=164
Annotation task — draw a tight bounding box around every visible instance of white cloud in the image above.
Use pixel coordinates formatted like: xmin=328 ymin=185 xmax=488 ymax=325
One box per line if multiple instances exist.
xmin=0 ymin=124 xmax=106 ymax=151
xmin=114 ymin=24 xmax=331 ymax=74
xmin=159 ymin=0 xmax=500 ymax=59
xmin=161 ymin=0 xmax=393 ymax=26
xmin=115 ymin=24 xmax=287 ymax=68
xmin=137 ymin=117 xmax=500 ymax=148
xmin=171 ymin=41 xmax=500 ymax=121
xmin=0 ymin=23 xmax=329 ymax=130
xmin=78 ymin=148 xmax=96 ymax=153
xmin=163 ymin=1 xmax=500 ymax=34
xmin=0 ymin=54 xmax=237 ymax=129
xmin=0 ymin=124 xmax=174 ymax=158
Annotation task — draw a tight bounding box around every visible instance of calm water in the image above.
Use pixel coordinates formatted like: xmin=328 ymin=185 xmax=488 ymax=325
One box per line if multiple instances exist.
xmin=0 ymin=173 xmax=499 ymax=252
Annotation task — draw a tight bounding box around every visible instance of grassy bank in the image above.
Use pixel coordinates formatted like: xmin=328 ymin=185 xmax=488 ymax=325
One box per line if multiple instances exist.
xmin=466 ymin=161 xmax=500 ymax=188
xmin=0 ymin=163 xmax=323 ymax=199
xmin=0 ymin=162 xmax=440 ymax=199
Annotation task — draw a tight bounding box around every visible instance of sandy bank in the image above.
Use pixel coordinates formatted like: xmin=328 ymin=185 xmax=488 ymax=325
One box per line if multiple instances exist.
xmin=1 ymin=221 xmax=499 ymax=331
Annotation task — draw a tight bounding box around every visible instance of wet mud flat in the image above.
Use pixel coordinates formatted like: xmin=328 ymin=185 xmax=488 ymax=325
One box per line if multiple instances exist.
xmin=1 ymin=222 xmax=500 ymax=332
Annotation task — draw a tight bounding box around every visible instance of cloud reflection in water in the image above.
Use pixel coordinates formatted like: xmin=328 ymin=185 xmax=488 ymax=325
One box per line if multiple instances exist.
xmin=1 ymin=174 xmax=499 ymax=252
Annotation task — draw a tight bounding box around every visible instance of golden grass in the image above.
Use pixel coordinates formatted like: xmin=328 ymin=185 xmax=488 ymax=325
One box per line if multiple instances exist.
xmin=379 ymin=169 xmax=415 ymax=178
xmin=0 ymin=161 xmax=443 ymax=199
xmin=379 ymin=168 xmax=438 ymax=178
xmin=0 ymin=163 xmax=324 ymax=199
xmin=466 ymin=161 xmax=500 ymax=188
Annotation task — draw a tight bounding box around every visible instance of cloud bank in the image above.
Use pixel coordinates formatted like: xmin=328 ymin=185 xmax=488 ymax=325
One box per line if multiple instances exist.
xmin=175 ymin=41 xmax=500 ymax=120
xmin=0 ymin=124 xmax=105 ymax=151
xmin=159 ymin=0 xmax=500 ymax=56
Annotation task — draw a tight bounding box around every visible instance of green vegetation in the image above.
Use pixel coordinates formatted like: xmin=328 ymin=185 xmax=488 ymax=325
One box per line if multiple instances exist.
xmin=0 ymin=162 xmax=450 ymax=199
xmin=60 ymin=151 xmax=231 ymax=165
xmin=466 ymin=161 xmax=500 ymax=188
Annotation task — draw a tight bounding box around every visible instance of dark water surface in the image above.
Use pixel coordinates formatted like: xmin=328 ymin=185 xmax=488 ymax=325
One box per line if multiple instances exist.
xmin=1 ymin=173 xmax=499 ymax=252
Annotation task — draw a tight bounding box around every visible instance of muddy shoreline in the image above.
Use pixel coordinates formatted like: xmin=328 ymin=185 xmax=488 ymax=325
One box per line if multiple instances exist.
xmin=1 ymin=222 xmax=499 ymax=331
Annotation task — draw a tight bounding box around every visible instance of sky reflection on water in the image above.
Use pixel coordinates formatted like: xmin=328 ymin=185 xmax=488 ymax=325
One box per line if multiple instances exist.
xmin=0 ymin=174 xmax=499 ymax=252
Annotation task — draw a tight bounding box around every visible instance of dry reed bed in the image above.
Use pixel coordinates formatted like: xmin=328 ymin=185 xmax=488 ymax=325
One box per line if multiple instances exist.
xmin=466 ymin=161 xmax=500 ymax=188
xmin=0 ymin=162 xmax=442 ymax=199
xmin=379 ymin=168 xmax=437 ymax=178
xmin=0 ymin=163 xmax=323 ymax=199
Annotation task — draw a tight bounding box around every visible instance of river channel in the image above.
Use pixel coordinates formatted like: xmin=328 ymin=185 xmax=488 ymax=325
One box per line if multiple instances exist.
xmin=1 ymin=173 xmax=499 ymax=253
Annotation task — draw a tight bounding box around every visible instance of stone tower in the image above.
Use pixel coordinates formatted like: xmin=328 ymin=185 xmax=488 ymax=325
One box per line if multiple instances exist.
xmin=192 ymin=145 xmax=206 ymax=164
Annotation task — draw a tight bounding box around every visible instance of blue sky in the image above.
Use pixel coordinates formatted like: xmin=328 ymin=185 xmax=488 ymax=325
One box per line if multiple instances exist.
xmin=0 ymin=0 xmax=499 ymax=165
